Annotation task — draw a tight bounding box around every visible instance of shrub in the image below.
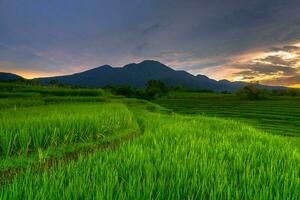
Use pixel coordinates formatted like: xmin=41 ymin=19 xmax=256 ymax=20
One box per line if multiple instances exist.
xmin=236 ymin=85 xmax=270 ymax=100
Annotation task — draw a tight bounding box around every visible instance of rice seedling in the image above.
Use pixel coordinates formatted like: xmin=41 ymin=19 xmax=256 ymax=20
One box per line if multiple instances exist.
xmin=155 ymin=96 xmax=300 ymax=136
xmin=0 ymin=103 xmax=136 ymax=157
xmin=0 ymin=112 xmax=299 ymax=199
xmin=0 ymin=83 xmax=299 ymax=199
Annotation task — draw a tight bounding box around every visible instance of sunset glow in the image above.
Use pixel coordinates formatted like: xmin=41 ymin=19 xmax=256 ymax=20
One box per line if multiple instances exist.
xmin=0 ymin=0 xmax=299 ymax=88
xmin=196 ymin=41 xmax=300 ymax=88
xmin=7 ymin=70 xmax=62 ymax=79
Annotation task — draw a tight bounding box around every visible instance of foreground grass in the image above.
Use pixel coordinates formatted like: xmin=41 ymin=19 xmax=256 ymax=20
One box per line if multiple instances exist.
xmin=0 ymin=84 xmax=299 ymax=198
xmin=0 ymin=103 xmax=136 ymax=158
xmin=1 ymin=112 xmax=299 ymax=199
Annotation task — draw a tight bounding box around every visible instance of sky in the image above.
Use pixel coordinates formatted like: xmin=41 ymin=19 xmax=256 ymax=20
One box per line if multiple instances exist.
xmin=0 ymin=0 xmax=300 ymax=88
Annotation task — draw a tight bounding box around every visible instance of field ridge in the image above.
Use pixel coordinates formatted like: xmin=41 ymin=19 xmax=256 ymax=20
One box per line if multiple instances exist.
xmin=0 ymin=130 xmax=140 ymax=186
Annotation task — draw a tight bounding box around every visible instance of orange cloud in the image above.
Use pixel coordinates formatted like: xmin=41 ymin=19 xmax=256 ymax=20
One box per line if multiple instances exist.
xmin=198 ymin=41 xmax=300 ymax=88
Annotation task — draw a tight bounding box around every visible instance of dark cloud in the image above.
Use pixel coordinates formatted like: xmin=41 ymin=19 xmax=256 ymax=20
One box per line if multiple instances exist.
xmin=263 ymin=74 xmax=300 ymax=86
xmin=261 ymin=55 xmax=300 ymax=66
xmin=269 ymin=45 xmax=300 ymax=53
xmin=0 ymin=0 xmax=300 ymax=84
xmin=229 ymin=44 xmax=300 ymax=86
xmin=261 ymin=56 xmax=289 ymax=66
xmin=142 ymin=22 xmax=171 ymax=35
xmin=134 ymin=42 xmax=150 ymax=56
xmin=235 ymin=64 xmax=297 ymax=76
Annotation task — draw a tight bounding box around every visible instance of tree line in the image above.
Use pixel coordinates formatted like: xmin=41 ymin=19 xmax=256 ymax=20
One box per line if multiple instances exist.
xmin=2 ymin=78 xmax=299 ymax=100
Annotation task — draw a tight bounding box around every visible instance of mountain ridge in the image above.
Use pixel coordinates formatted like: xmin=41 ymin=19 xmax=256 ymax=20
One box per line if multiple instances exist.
xmin=1 ymin=60 xmax=285 ymax=91
xmin=0 ymin=72 xmax=23 ymax=81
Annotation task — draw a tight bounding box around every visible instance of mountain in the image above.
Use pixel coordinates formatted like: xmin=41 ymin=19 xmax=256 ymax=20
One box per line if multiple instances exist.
xmin=0 ymin=72 xmax=23 ymax=82
xmin=36 ymin=60 xmax=284 ymax=92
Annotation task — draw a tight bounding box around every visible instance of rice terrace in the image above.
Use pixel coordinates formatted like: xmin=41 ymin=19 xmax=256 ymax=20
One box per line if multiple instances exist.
xmin=1 ymin=0 xmax=300 ymax=199
xmin=0 ymin=80 xmax=299 ymax=199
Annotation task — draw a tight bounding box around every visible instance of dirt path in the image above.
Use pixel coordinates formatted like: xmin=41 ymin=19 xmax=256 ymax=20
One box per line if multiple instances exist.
xmin=0 ymin=131 xmax=139 ymax=186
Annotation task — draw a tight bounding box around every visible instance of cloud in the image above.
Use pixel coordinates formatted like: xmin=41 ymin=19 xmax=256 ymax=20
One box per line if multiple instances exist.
xmin=197 ymin=43 xmax=300 ymax=87
xmin=264 ymin=74 xmax=300 ymax=86
xmin=142 ymin=22 xmax=171 ymax=35
xmin=1 ymin=0 xmax=300 ymax=84
xmin=260 ymin=56 xmax=294 ymax=66
xmin=235 ymin=64 xmax=297 ymax=76
xmin=269 ymin=45 xmax=300 ymax=53
xmin=224 ymin=44 xmax=300 ymax=86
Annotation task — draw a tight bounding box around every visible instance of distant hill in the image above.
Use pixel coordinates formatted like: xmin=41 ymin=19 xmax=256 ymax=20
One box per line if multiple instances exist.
xmin=0 ymin=72 xmax=23 ymax=82
xmin=35 ymin=60 xmax=284 ymax=92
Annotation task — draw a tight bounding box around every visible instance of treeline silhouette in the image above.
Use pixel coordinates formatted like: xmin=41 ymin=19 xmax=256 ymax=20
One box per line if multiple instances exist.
xmin=104 ymin=80 xmax=169 ymax=100
xmin=1 ymin=78 xmax=299 ymax=100
xmin=236 ymin=84 xmax=300 ymax=100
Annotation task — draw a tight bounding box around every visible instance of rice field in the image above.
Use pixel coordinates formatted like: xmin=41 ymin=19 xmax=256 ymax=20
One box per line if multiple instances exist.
xmin=0 ymin=83 xmax=105 ymax=97
xmin=0 ymin=83 xmax=110 ymax=109
xmin=0 ymin=103 xmax=136 ymax=158
xmin=155 ymin=96 xmax=300 ymax=136
xmin=0 ymin=113 xmax=299 ymax=199
xmin=0 ymin=84 xmax=299 ymax=199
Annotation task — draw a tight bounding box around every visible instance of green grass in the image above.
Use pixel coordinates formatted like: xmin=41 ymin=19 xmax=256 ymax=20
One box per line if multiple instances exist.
xmin=0 ymin=82 xmax=106 ymax=98
xmin=43 ymin=96 xmax=107 ymax=103
xmin=0 ymin=82 xmax=111 ymax=109
xmin=0 ymin=92 xmax=40 ymax=98
xmin=0 ymin=103 xmax=136 ymax=158
xmin=0 ymin=98 xmax=44 ymax=109
xmin=0 ymin=113 xmax=299 ymax=199
xmin=155 ymin=96 xmax=300 ymax=136
xmin=166 ymin=91 xmax=231 ymax=99
xmin=0 ymin=84 xmax=299 ymax=199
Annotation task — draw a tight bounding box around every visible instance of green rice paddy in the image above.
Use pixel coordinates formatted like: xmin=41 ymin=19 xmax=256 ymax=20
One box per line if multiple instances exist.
xmin=0 ymin=84 xmax=299 ymax=199
xmin=155 ymin=94 xmax=300 ymax=136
